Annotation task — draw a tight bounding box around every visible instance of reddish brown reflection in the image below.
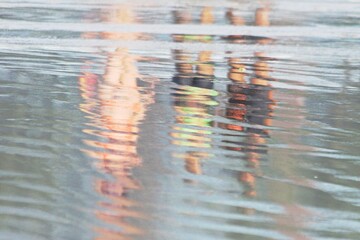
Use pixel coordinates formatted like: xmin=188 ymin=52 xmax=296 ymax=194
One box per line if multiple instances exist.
xmin=223 ymin=7 xmax=314 ymax=239
xmin=79 ymin=5 xmax=155 ymax=240
xmin=222 ymin=7 xmax=275 ymax=200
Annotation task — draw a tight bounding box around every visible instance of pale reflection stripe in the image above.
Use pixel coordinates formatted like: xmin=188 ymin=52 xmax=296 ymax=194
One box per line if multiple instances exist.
xmin=1 ymin=21 xmax=359 ymax=39
xmin=0 ymin=38 xmax=359 ymax=59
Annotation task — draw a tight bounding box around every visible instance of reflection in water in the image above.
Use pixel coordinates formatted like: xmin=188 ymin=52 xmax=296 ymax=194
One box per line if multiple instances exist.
xmin=79 ymin=5 xmax=154 ymax=240
xmin=2 ymin=2 xmax=360 ymax=240
xmin=224 ymin=7 xmax=313 ymax=239
xmin=222 ymin=5 xmax=274 ymax=204
xmin=171 ymin=8 xmax=218 ymax=175
xmin=225 ymin=57 xmax=274 ymax=197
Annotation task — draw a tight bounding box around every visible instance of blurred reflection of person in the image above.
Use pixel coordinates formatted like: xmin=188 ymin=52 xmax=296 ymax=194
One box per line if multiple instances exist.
xmin=79 ymin=5 xmax=155 ymax=240
xmin=223 ymin=53 xmax=274 ymax=198
xmin=222 ymin=6 xmax=274 ymax=199
xmin=240 ymin=7 xmax=274 ymax=197
xmin=225 ymin=6 xmax=313 ymax=239
xmin=170 ymin=7 xmax=217 ymax=175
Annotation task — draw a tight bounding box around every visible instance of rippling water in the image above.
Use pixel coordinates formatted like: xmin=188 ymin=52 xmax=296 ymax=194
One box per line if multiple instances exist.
xmin=1 ymin=0 xmax=360 ymax=239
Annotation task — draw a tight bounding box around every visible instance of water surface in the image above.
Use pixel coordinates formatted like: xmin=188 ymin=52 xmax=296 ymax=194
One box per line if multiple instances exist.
xmin=0 ymin=1 xmax=359 ymax=240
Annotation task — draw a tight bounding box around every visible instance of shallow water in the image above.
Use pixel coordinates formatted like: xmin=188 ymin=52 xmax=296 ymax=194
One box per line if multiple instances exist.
xmin=1 ymin=1 xmax=360 ymax=240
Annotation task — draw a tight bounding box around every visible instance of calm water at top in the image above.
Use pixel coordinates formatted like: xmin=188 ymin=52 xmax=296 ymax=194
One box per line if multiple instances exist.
xmin=0 ymin=0 xmax=359 ymax=239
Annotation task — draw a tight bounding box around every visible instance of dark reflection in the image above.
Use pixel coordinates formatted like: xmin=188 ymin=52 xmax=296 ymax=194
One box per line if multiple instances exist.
xmin=224 ymin=55 xmax=274 ymax=198
xmin=223 ymin=7 xmax=314 ymax=240
xmin=79 ymin=5 xmax=154 ymax=240
xmin=222 ymin=5 xmax=274 ymax=200
xmin=171 ymin=8 xmax=217 ymax=175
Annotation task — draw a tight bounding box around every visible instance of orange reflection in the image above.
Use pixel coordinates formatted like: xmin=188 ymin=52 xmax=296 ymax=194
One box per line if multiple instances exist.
xmin=171 ymin=8 xmax=217 ymax=175
xmin=79 ymin=5 xmax=154 ymax=240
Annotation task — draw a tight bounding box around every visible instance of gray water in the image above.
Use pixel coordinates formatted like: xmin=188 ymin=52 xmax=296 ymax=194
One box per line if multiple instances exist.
xmin=1 ymin=1 xmax=360 ymax=240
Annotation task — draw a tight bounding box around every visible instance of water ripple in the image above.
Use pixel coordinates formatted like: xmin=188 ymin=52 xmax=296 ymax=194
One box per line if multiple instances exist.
xmin=1 ymin=1 xmax=360 ymax=240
